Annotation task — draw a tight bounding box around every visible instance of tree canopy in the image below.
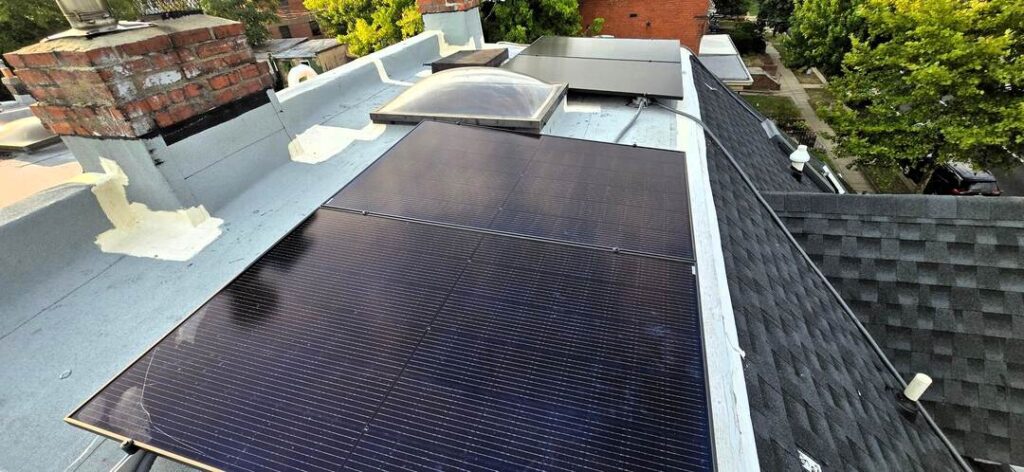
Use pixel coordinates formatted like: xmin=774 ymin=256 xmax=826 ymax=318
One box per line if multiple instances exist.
xmin=0 ymin=0 xmax=136 ymax=55
xmin=824 ymin=0 xmax=1024 ymax=171
xmin=757 ymin=0 xmax=794 ymax=32
xmin=200 ymin=0 xmax=280 ymax=46
xmin=305 ymin=0 xmax=421 ymax=56
xmin=481 ymin=0 xmax=582 ymax=44
xmin=782 ymin=0 xmax=864 ymax=76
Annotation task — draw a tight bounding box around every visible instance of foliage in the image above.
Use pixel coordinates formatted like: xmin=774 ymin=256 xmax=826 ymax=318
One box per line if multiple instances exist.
xmin=481 ymin=0 xmax=582 ymax=44
xmin=0 ymin=0 xmax=136 ymax=55
xmin=781 ymin=0 xmax=865 ymax=76
xmin=305 ymin=0 xmax=421 ymax=56
xmin=200 ymin=0 xmax=279 ymax=46
xmin=824 ymin=0 xmax=1024 ymax=171
xmin=714 ymin=0 xmax=751 ymax=16
xmin=757 ymin=0 xmax=794 ymax=32
xmin=583 ymin=17 xmax=605 ymax=37
xmin=304 ymin=0 xmax=372 ymax=37
xmin=728 ymin=22 xmax=767 ymax=54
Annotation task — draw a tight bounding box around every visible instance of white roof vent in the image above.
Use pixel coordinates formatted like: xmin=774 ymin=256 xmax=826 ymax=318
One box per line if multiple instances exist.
xmin=790 ymin=144 xmax=811 ymax=172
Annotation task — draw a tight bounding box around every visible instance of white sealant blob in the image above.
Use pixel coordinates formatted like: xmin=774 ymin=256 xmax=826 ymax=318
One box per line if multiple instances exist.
xmin=288 ymin=123 xmax=386 ymax=164
xmin=68 ymin=158 xmax=223 ymax=262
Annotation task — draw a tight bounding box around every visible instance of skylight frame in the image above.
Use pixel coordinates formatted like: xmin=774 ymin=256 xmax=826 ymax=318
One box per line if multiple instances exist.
xmin=370 ymin=67 xmax=569 ymax=133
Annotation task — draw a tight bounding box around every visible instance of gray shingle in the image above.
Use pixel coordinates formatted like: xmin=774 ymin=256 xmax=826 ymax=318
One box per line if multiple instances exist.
xmin=770 ymin=192 xmax=1024 ymax=464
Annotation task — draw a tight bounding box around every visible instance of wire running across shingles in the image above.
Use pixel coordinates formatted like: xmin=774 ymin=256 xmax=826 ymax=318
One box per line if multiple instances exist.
xmin=68 ymin=122 xmax=711 ymax=471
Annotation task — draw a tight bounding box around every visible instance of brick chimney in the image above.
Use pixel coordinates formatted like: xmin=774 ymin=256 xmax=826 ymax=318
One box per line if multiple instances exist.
xmin=3 ymin=15 xmax=273 ymax=139
xmin=416 ymin=0 xmax=484 ymax=49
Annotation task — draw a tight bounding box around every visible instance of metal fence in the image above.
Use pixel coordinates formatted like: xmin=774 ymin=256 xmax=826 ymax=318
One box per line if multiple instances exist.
xmin=136 ymin=0 xmax=202 ymax=18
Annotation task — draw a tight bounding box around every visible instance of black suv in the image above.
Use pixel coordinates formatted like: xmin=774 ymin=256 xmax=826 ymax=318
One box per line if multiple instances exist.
xmin=922 ymin=162 xmax=1002 ymax=196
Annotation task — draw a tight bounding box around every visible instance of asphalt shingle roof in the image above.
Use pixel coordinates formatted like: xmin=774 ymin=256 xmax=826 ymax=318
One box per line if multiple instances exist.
xmin=690 ymin=56 xmax=964 ymax=470
xmin=704 ymin=141 xmax=963 ymax=471
xmin=690 ymin=58 xmax=822 ymax=193
xmin=766 ymin=192 xmax=1024 ymax=465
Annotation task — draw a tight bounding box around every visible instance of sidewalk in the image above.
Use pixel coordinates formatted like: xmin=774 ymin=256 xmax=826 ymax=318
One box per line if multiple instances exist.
xmin=764 ymin=43 xmax=874 ymax=193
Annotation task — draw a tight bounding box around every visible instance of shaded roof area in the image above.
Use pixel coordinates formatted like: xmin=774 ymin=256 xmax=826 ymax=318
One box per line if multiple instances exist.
xmin=690 ymin=58 xmax=822 ymax=193
xmin=765 ymin=192 xmax=1024 ymax=465
xmin=703 ymin=141 xmax=964 ymax=471
xmin=689 ymin=56 xmax=963 ymax=470
xmin=273 ymin=39 xmax=344 ymax=59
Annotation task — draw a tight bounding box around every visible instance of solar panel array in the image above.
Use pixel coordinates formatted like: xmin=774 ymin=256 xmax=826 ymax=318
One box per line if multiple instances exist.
xmin=69 ymin=121 xmax=711 ymax=471
xmin=503 ymin=36 xmax=685 ymax=99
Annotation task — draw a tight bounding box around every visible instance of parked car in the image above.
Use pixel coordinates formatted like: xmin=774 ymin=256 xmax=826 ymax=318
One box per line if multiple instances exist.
xmin=922 ymin=162 xmax=1002 ymax=196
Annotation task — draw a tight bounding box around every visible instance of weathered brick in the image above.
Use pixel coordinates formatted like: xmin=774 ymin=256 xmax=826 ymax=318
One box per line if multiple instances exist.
xmin=49 ymin=121 xmax=74 ymax=135
xmin=146 ymin=93 xmax=170 ymax=111
xmin=56 ymin=51 xmax=91 ymax=67
xmin=13 ymin=68 xmax=52 ymax=87
xmin=150 ymin=52 xmax=179 ymax=69
xmin=167 ymin=86 xmax=186 ymax=103
xmin=3 ymin=52 xmax=25 ymax=68
xmin=21 ymin=52 xmax=59 ymax=68
xmin=208 ymin=73 xmax=232 ymax=90
xmin=117 ymin=35 xmax=173 ymax=56
xmin=196 ymin=39 xmax=236 ymax=59
xmin=238 ymin=63 xmax=261 ymax=80
xmin=212 ymin=22 xmax=245 ymax=39
xmin=183 ymin=82 xmax=204 ymax=98
xmin=213 ymin=87 xmax=237 ymax=106
xmin=85 ymin=47 xmax=121 ymax=66
xmin=169 ymin=28 xmax=213 ymax=48
xmin=124 ymin=100 xmax=151 ymax=118
xmin=221 ymin=51 xmax=251 ymax=68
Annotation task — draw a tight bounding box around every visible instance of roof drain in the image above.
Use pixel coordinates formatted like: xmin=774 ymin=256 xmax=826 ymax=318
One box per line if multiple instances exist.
xmin=652 ymin=98 xmax=973 ymax=472
xmin=614 ymin=96 xmax=650 ymax=143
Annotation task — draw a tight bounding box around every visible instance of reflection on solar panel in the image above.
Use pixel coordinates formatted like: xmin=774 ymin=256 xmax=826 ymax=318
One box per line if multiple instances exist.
xmin=327 ymin=121 xmax=694 ymax=260
xmin=68 ymin=122 xmax=711 ymax=471
xmin=519 ymin=36 xmax=682 ymax=63
xmin=503 ymin=36 xmax=684 ymax=99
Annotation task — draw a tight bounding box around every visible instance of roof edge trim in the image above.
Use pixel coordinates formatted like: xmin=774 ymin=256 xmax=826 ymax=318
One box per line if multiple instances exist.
xmin=677 ymin=47 xmax=762 ymax=472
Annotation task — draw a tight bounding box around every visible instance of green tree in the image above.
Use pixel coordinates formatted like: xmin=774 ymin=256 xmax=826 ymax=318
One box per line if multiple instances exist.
xmin=200 ymin=0 xmax=279 ymax=46
xmin=481 ymin=0 xmax=582 ymax=44
xmin=305 ymin=0 xmax=421 ymax=56
xmin=782 ymin=0 xmax=865 ymax=76
xmin=0 ymin=0 xmax=136 ymax=55
xmin=757 ymin=0 xmax=793 ymax=32
xmin=714 ymin=0 xmax=750 ymax=16
xmin=825 ymin=0 xmax=1024 ymax=172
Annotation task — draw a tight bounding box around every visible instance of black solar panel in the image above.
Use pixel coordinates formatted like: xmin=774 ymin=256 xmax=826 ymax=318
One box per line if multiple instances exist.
xmin=326 ymin=121 xmax=694 ymax=260
xmin=503 ymin=55 xmax=685 ymax=99
xmin=502 ymin=36 xmax=684 ymax=99
xmin=69 ymin=122 xmax=710 ymax=471
xmin=519 ymin=36 xmax=682 ymax=63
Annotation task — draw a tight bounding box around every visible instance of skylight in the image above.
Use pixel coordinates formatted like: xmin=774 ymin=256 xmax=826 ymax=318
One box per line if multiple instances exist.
xmin=370 ymin=67 xmax=567 ymax=132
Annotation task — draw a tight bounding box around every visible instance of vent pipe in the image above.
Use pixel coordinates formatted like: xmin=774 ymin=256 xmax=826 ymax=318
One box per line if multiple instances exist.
xmin=903 ymin=373 xmax=933 ymax=402
xmin=790 ymin=144 xmax=811 ymax=173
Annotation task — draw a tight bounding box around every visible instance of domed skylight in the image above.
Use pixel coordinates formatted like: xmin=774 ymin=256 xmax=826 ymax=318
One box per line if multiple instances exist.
xmin=370 ymin=67 xmax=567 ymax=132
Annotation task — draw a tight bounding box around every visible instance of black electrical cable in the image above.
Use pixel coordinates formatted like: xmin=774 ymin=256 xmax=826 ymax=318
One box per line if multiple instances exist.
xmin=653 ymin=99 xmax=972 ymax=472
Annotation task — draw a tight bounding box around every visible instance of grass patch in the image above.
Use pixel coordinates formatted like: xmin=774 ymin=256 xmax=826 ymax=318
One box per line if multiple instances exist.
xmin=795 ymin=71 xmax=822 ymax=85
xmin=861 ymin=164 xmax=915 ymax=194
xmin=806 ymin=88 xmax=834 ymax=114
xmin=741 ymin=94 xmax=802 ymax=122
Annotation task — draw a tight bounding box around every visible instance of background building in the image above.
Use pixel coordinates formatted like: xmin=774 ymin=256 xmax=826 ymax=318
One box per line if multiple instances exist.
xmin=580 ymin=0 xmax=711 ymax=52
xmin=271 ymin=0 xmax=323 ymax=39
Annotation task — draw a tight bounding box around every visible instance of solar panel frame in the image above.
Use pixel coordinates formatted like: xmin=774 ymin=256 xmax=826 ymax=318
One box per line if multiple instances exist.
xmin=502 ymin=54 xmax=685 ymax=99
xmin=519 ymin=36 xmax=682 ymax=63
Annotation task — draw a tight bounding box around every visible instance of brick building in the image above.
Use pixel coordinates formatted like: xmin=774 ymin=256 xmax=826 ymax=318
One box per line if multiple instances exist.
xmin=580 ymin=0 xmax=711 ymax=52
xmin=270 ymin=0 xmax=323 ymax=39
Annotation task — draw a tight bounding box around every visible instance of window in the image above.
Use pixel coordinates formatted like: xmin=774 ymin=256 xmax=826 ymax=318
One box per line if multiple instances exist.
xmin=310 ymin=21 xmax=322 ymax=37
xmin=279 ymin=25 xmax=292 ymax=38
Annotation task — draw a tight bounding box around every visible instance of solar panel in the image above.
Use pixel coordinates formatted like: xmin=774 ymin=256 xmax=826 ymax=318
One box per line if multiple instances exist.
xmin=502 ymin=54 xmax=684 ymax=99
xmin=519 ymin=36 xmax=682 ymax=63
xmin=327 ymin=121 xmax=693 ymax=260
xmin=68 ymin=122 xmax=710 ymax=471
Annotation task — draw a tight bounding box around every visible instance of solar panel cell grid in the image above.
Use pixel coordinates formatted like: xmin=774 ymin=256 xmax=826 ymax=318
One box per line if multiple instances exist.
xmin=327 ymin=121 xmax=694 ymax=260
xmin=69 ymin=122 xmax=711 ymax=471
